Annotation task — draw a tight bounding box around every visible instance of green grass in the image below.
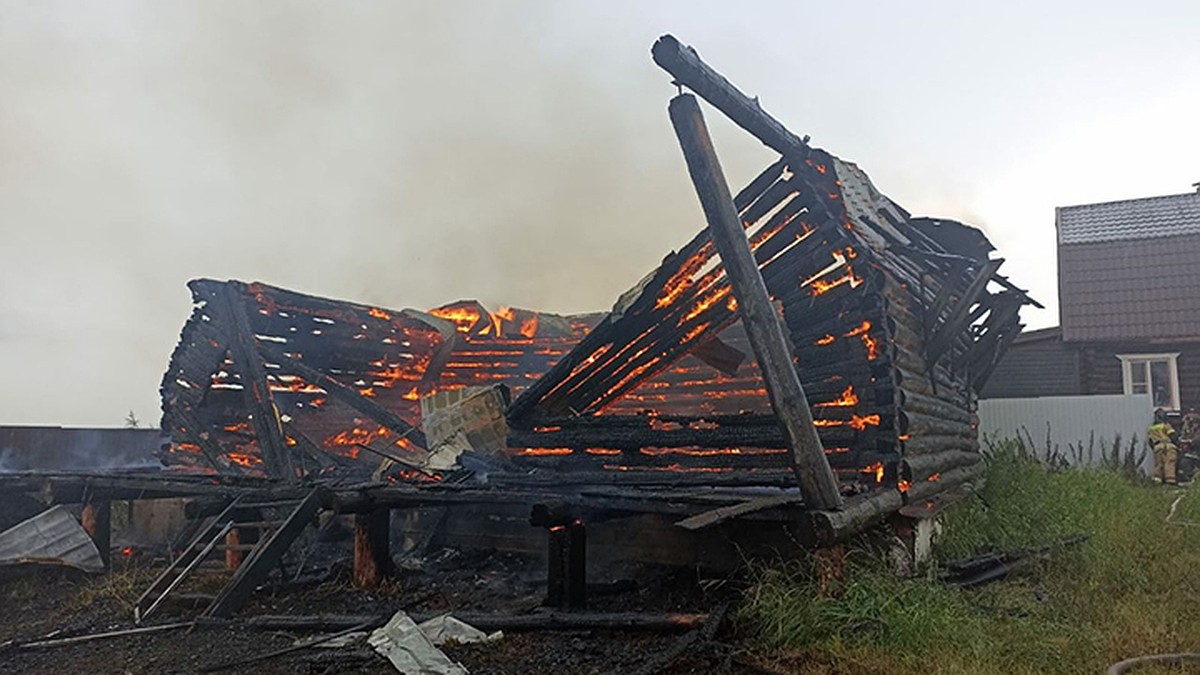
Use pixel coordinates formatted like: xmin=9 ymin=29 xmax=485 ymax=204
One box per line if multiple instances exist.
xmin=739 ymin=442 xmax=1200 ymax=674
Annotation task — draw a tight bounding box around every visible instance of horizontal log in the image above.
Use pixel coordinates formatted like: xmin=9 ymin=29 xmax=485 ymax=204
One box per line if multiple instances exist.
xmin=899 ymin=410 xmax=976 ymax=439
xmin=898 ymin=390 xmax=973 ymax=424
xmin=901 ymin=434 xmax=979 ymax=455
xmin=223 ymin=610 xmax=709 ymax=633
xmin=487 ymin=469 xmax=799 ymax=489
xmin=904 ymin=461 xmax=985 ymax=502
xmin=808 ymin=489 xmax=903 ymax=544
xmin=901 ymin=451 xmax=981 ymax=482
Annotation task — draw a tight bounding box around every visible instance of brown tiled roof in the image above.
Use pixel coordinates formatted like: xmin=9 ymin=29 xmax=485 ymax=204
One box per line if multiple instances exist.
xmin=1059 ymin=231 xmax=1200 ymax=342
xmin=1059 ymin=191 xmax=1200 ymax=245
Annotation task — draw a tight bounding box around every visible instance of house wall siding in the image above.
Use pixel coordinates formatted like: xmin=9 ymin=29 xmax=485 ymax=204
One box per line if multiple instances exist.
xmin=1077 ymin=342 xmax=1200 ymax=410
xmin=980 ymin=338 xmax=1082 ymax=399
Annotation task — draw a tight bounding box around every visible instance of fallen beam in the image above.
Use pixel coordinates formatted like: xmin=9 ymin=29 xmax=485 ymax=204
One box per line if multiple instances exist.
xmin=213 ymin=611 xmax=710 ymax=633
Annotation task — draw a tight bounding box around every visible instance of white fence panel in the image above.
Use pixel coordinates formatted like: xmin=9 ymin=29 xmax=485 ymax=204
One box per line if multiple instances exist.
xmin=976 ymin=394 xmax=1154 ymax=471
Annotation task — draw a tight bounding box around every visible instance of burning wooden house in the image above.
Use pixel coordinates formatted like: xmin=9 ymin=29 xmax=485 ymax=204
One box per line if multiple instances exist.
xmin=157 ymin=35 xmax=1035 ymax=552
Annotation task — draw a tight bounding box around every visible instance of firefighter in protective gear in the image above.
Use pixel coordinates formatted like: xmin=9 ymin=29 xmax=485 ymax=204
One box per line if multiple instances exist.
xmin=1148 ymin=408 xmax=1178 ymax=485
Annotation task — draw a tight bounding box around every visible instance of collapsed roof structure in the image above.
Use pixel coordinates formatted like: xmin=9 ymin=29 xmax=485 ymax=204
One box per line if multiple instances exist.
xmin=157 ymin=35 xmax=1036 ymax=545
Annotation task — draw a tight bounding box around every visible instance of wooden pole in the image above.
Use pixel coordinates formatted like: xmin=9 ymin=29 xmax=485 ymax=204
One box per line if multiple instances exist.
xmin=81 ymin=500 xmax=111 ymax=569
xmin=668 ymin=93 xmax=843 ymax=510
xmin=224 ymin=528 xmax=245 ymax=569
xmin=352 ymin=510 xmax=391 ymax=588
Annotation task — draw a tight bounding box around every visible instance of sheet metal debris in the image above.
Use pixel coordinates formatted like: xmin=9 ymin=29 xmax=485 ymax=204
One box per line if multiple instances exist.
xmin=0 ymin=506 xmax=104 ymax=573
xmin=419 ymin=614 xmax=503 ymax=646
xmin=368 ymin=610 xmax=469 ymax=674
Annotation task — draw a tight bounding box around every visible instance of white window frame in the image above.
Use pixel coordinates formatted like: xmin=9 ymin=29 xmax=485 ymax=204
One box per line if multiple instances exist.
xmin=1117 ymin=353 xmax=1181 ymax=411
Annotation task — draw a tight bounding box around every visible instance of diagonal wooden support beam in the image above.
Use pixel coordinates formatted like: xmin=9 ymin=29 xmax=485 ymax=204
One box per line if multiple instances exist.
xmin=668 ymin=93 xmax=842 ymax=510
xmin=218 ymin=284 xmax=295 ymax=481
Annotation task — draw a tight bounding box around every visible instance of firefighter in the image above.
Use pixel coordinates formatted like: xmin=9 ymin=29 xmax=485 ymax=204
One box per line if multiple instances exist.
xmin=1148 ymin=408 xmax=1178 ymax=485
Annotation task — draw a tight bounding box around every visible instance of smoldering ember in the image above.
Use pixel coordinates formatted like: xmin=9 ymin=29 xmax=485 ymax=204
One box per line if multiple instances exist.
xmin=4 ymin=33 xmax=1190 ymax=675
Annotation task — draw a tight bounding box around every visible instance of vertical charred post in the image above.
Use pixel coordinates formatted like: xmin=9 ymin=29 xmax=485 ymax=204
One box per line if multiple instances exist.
xmin=353 ymin=509 xmax=391 ymax=588
xmin=81 ymin=499 xmax=111 ymax=570
xmin=533 ymin=504 xmax=587 ymax=610
xmin=668 ymin=93 xmax=843 ymax=510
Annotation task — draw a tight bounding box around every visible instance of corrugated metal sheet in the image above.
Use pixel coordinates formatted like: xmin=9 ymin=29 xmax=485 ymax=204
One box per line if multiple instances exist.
xmin=1058 ymin=232 xmax=1200 ymax=342
xmin=977 ymin=394 xmax=1154 ymax=472
xmin=1058 ymin=191 xmax=1200 ymax=244
xmin=0 ymin=505 xmax=104 ymax=573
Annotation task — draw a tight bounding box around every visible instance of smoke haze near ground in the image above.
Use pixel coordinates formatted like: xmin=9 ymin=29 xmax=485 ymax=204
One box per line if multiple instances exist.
xmin=2 ymin=1 xmax=1198 ymax=426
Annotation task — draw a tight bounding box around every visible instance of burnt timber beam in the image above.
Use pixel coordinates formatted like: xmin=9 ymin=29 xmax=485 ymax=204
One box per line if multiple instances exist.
xmin=218 ymin=284 xmax=295 ymax=481
xmin=653 ymin=35 xmax=808 ymax=159
xmin=923 ymin=260 xmax=969 ymax=333
xmin=256 ymin=341 xmax=428 ymax=450
xmin=668 ymin=92 xmax=842 ymax=511
xmin=926 ymin=258 xmax=1003 ymax=362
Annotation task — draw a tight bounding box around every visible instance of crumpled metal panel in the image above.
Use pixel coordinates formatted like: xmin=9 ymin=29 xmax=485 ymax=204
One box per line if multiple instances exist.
xmin=0 ymin=505 xmax=104 ymax=573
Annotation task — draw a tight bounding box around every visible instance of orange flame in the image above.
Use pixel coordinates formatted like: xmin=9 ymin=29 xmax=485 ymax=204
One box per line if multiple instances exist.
xmin=655 ymin=248 xmax=712 ymax=309
xmin=848 ymin=414 xmax=881 ymax=431
xmin=844 ymin=321 xmax=880 ymax=360
xmin=815 ymin=334 xmax=836 ymax=346
xmin=227 ymin=452 xmax=262 ymax=468
xmin=429 ymin=306 xmax=489 ymax=333
xmin=325 ymin=426 xmax=390 ymax=447
xmin=519 ymin=447 xmax=574 ymax=456
xmin=862 ymin=461 xmax=885 ymax=483
xmin=368 ymin=307 xmax=391 ymax=321
xmin=815 ymin=385 xmax=858 ymax=408
xmin=802 ymin=248 xmax=863 ymax=297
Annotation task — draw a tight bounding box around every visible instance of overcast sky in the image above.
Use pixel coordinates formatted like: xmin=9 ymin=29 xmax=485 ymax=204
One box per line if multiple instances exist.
xmin=2 ymin=1 xmax=1198 ymax=427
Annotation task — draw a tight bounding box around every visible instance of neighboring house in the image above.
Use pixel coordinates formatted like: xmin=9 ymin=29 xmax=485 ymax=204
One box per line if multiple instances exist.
xmin=982 ymin=189 xmax=1200 ymax=412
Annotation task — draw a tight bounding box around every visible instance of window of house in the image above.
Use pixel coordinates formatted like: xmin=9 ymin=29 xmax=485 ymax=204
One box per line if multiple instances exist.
xmin=1117 ymin=353 xmax=1180 ymax=410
